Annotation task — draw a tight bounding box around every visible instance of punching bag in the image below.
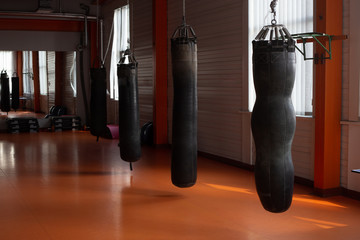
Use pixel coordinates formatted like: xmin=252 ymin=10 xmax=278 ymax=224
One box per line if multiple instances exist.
xmin=90 ymin=67 xmax=107 ymax=141
xmin=0 ymin=71 xmax=10 ymax=113
xmin=251 ymin=23 xmax=296 ymax=213
xmin=11 ymin=74 xmax=20 ymax=111
xmin=117 ymin=49 xmax=141 ymax=163
xmin=171 ymin=21 xmax=198 ymax=188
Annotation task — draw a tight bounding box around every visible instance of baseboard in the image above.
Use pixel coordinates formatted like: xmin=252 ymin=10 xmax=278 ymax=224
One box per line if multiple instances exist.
xmin=177 ymin=149 xmax=360 ymax=201
xmin=341 ymin=187 xmax=360 ymax=201
xmin=294 ymin=176 xmax=314 ymax=187
xmin=313 ymin=187 xmax=343 ymax=197
xmin=152 ymin=144 xmax=171 ymax=149
xmin=198 ymin=151 xmax=254 ymax=171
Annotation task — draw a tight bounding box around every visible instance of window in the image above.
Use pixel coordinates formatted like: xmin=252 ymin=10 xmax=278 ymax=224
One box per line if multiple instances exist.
xmin=39 ymin=51 xmax=48 ymax=95
xmin=0 ymin=51 xmax=16 ymax=92
xmin=0 ymin=51 xmax=16 ymax=75
xmin=69 ymin=52 xmax=77 ymax=97
xmin=22 ymin=51 xmax=33 ymax=95
xmin=248 ymin=0 xmax=314 ymax=115
xmin=109 ymin=5 xmax=130 ymax=100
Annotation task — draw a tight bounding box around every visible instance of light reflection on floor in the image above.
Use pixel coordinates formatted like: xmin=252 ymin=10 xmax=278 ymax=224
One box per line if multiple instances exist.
xmin=0 ymin=131 xmax=359 ymax=240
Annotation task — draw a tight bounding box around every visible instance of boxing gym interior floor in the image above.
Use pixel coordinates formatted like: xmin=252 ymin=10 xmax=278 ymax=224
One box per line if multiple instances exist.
xmin=0 ymin=130 xmax=360 ymax=240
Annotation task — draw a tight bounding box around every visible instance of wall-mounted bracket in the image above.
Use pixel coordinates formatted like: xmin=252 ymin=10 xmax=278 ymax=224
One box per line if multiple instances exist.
xmin=291 ymin=32 xmax=347 ymax=62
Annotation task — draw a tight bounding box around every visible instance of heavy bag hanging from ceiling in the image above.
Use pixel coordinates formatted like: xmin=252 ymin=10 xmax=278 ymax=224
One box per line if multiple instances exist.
xmin=90 ymin=67 xmax=107 ymax=141
xmin=117 ymin=49 xmax=141 ymax=164
xmin=251 ymin=0 xmax=296 ymax=213
xmin=171 ymin=1 xmax=198 ymax=188
xmin=11 ymin=73 xmax=20 ymax=111
xmin=0 ymin=71 xmax=11 ymax=113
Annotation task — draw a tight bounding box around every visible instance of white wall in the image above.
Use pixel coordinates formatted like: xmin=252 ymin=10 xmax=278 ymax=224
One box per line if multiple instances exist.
xmin=0 ymin=31 xmax=80 ymax=51
xmin=340 ymin=0 xmax=360 ymax=192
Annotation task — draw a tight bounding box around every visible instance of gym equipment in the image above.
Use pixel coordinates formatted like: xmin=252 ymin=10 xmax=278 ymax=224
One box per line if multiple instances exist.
xmin=170 ymin=2 xmax=198 ymax=188
xmin=11 ymin=74 xmax=20 ymax=111
xmin=251 ymin=0 xmax=295 ymax=213
xmin=90 ymin=67 xmax=107 ymax=141
xmin=117 ymin=49 xmax=141 ymax=163
xmin=103 ymin=124 xmax=119 ymax=139
xmin=52 ymin=116 xmax=81 ymax=131
xmin=7 ymin=117 xmax=39 ymax=133
xmin=45 ymin=105 xmax=67 ymax=118
xmin=0 ymin=71 xmax=10 ymax=113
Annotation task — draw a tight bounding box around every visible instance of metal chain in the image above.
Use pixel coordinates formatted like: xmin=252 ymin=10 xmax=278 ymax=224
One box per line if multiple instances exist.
xmin=183 ymin=0 xmax=186 ymax=24
xmin=270 ymin=0 xmax=278 ymax=25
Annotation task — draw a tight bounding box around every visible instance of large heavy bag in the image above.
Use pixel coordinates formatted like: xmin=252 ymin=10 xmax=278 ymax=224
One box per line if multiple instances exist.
xmin=11 ymin=75 xmax=20 ymax=111
xmin=0 ymin=71 xmax=10 ymax=113
xmin=117 ymin=50 xmax=141 ymax=162
xmin=171 ymin=23 xmax=198 ymax=188
xmin=251 ymin=24 xmax=296 ymax=213
xmin=90 ymin=67 xmax=107 ymax=141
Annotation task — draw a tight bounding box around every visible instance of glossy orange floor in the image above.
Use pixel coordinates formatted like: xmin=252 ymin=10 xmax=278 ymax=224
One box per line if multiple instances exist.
xmin=0 ymin=131 xmax=359 ymax=240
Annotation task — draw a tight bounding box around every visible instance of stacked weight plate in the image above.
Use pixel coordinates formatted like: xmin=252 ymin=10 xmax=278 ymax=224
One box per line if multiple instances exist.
xmin=7 ymin=118 xmax=39 ymax=133
xmin=52 ymin=116 xmax=81 ymax=131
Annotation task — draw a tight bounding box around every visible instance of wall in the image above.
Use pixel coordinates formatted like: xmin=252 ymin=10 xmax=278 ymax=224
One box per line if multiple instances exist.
xmin=167 ymin=0 xmax=315 ymax=181
xmin=340 ymin=0 xmax=360 ymax=192
xmin=0 ymin=31 xmax=80 ymax=52
xmin=168 ymin=0 xmax=248 ymax=162
xmin=102 ymin=0 xmax=153 ymax=126
xmin=0 ymin=0 xmax=98 ymax=15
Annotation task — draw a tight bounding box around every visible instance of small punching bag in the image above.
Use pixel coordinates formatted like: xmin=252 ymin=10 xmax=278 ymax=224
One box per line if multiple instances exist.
xmin=11 ymin=73 xmax=20 ymax=111
xmin=171 ymin=16 xmax=198 ymax=188
xmin=90 ymin=67 xmax=107 ymax=141
xmin=0 ymin=71 xmax=10 ymax=113
xmin=251 ymin=20 xmax=296 ymax=212
xmin=117 ymin=49 xmax=141 ymax=163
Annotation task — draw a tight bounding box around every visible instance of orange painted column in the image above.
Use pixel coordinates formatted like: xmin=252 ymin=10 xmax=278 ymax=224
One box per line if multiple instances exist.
xmin=153 ymin=0 xmax=168 ymax=145
xmin=32 ymin=51 xmax=41 ymax=113
xmin=16 ymin=51 xmax=23 ymax=97
xmin=55 ymin=52 xmax=64 ymax=106
xmin=314 ymin=0 xmax=343 ymax=196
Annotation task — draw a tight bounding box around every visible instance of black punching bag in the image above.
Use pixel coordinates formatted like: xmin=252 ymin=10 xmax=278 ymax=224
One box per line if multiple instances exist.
xmin=171 ymin=21 xmax=198 ymax=188
xmin=1 ymin=71 xmax=10 ymax=113
xmin=11 ymin=75 xmax=20 ymax=111
xmin=251 ymin=24 xmax=296 ymax=213
xmin=117 ymin=49 xmax=141 ymax=163
xmin=90 ymin=67 xmax=107 ymax=141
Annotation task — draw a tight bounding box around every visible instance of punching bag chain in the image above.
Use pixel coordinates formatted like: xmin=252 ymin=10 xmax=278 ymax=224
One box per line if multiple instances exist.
xmin=270 ymin=0 xmax=278 ymax=25
xmin=182 ymin=0 xmax=186 ymax=24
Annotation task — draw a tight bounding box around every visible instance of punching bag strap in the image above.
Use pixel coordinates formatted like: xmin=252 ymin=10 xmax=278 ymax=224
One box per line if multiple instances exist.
xmin=119 ymin=49 xmax=137 ymax=67
xmin=171 ymin=0 xmax=196 ymax=42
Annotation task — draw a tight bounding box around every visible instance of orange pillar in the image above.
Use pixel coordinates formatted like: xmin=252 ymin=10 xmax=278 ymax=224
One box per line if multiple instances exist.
xmin=153 ymin=0 xmax=168 ymax=145
xmin=55 ymin=52 xmax=64 ymax=106
xmin=16 ymin=51 xmax=23 ymax=97
xmin=314 ymin=0 xmax=343 ymax=196
xmin=32 ymin=51 xmax=41 ymax=113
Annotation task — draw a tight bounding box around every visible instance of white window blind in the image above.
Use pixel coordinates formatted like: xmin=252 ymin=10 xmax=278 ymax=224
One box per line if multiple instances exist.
xmin=0 ymin=51 xmax=16 ymax=93
xmin=248 ymin=0 xmax=314 ymax=115
xmin=39 ymin=51 xmax=48 ymax=95
xmin=109 ymin=5 xmax=130 ymax=100
xmin=0 ymin=51 xmax=16 ymax=76
xmin=22 ymin=51 xmax=33 ymax=95
xmin=69 ymin=52 xmax=77 ymax=97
